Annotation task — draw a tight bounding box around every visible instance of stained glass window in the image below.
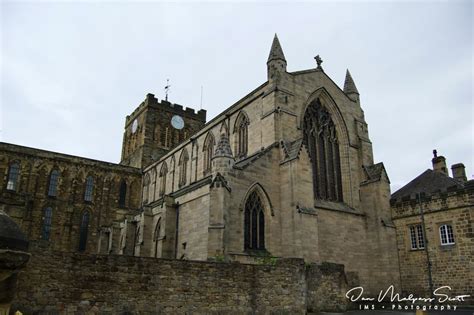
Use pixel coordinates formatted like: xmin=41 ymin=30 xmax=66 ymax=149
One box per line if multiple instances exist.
xmin=303 ymin=99 xmax=343 ymax=202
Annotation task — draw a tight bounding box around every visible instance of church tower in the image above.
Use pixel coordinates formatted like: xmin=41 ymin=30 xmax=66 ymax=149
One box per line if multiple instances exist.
xmin=120 ymin=93 xmax=206 ymax=169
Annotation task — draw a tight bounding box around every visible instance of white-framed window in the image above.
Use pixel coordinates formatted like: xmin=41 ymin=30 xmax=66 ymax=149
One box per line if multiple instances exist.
xmin=439 ymin=224 xmax=455 ymax=245
xmin=409 ymin=224 xmax=425 ymax=250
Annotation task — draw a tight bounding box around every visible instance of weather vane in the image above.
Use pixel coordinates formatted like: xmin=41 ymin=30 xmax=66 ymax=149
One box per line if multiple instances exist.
xmin=165 ymin=79 xmax=171 ymax=101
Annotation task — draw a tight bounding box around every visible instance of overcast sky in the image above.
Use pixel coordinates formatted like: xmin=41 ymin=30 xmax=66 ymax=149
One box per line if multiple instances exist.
xmin=1 ymin=0 xmax=472 ymax=192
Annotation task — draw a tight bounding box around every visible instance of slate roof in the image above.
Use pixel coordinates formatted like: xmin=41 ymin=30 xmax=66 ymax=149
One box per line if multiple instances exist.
xmin=391 ymin=169 xmax=465 ymax=201
xmin=234 ymin=142 xmax=279 ymax=170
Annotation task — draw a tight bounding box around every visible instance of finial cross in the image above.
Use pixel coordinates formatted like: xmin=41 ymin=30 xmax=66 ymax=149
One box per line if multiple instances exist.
xmin=314 ymin=55 xmax=323 ymax=69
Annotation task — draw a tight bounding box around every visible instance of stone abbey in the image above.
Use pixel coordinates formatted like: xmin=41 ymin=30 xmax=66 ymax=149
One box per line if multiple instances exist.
xmin=1 ymin=35 xmax=472 ymax=313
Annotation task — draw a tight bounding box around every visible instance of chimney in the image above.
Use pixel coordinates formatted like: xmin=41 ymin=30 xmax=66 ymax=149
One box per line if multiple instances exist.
xmin=431 ymin=149 xmax=448 ymax=176
xmin=451 ymin=163 xmax=467 ymax=182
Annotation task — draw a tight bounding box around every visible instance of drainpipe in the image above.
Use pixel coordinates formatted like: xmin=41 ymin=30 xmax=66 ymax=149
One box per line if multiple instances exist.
xmin=418 ymin=193 xmax=434 ymax=298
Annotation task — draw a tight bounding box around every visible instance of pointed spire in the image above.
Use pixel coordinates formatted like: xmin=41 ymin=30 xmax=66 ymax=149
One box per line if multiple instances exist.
xmin=343 ymin=69 xmax=359 ymax=95
xmin=267 ymin=34 xmax=286 ymax=63
xmin=214 ymin=133 xmax=233 ymax=158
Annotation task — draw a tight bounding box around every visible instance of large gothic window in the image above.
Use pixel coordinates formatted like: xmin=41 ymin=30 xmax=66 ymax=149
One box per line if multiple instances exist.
xmin=48 ymin=170 xmax=60 ymax=197
xmin=235 ymin=112 xmax=249 ymax=158
xmin=303 ymin=99 xmax=343 ymax=202
xmin=178 ymin=149 xmax=189 ymax=187
xmin=79 ymin=211 xmax=90 ymax=252
xmin=203 ymin=132 xmax=215 ymax=174
xmin=244 ymin=191 xmax=265 ymax=250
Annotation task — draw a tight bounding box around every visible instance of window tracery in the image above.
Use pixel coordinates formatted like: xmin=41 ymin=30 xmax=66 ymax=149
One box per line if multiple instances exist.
xmin=303 ymin=99 xmax=343 ymax=202
xmin=203 ymin=132 xmax=215 ymax=174
xmin=244 ymin=191 xmax=265 ymax=250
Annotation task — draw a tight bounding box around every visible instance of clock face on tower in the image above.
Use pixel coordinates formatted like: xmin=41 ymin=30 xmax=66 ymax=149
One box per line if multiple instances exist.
xmin=171 ymin=115 xmax=185 ymax=130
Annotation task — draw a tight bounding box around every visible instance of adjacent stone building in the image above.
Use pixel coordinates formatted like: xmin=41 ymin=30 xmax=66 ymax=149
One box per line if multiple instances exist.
xmin=2 ymin=35 xmax=403 ymax=299
xmin=0 ymin=143 xmax=142 ymax=255
xmin=391 ymin=151 xmax=473 ymax=302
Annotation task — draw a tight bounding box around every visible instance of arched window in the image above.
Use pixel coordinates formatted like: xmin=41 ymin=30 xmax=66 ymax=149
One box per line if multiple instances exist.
xmin=164 ymin=127 xmax=169 ymax=148
xmin=154 ymin=124 xmax=161 ymax=144
xmin=150 ymin=169 xmax=157 ymax=202
xmin=48 ymin=170 xmax=60 ymax=197
xmin=154 ymin=218 xmax=161 ymax=258
xmin=171 ymin=129 xmax=178 ymax=147
xmin=203 ymin=132 xmax=215 ymax=174
xmin=79 ymin=211 xmax=90 ymax=251
xmin=6 ymin=163 xmax=20 ymax=191
xmin=303 ymin=98 xmax=343 ymax=202
xmin=159 ymin=162 xmax=168 ymax=197
xmin=439 ymin=224 xmax=455 ymax=245
xmin=244 ymin=191 xmax=265 ymax=250
xmin=178 ymin=149 xmax=189 ymax=187
xmin=143 ymin=174 xmax=150 ymax=204
xmin=84 ymin=176 xmax=94 ymax=202
xmin=234 ymin=112 xmax=249 ymax=158
xmin=118 ymin=179 xmax=127 ymax=207
xmin=42 ymin=207 xmax=53 ymax=240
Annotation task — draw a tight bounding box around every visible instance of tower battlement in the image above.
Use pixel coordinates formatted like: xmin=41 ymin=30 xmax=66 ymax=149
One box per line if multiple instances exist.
xmin=125 ymin=93 xmax=206 ymax=127
xmin=121 ymin=93 xmax=207 ymax=168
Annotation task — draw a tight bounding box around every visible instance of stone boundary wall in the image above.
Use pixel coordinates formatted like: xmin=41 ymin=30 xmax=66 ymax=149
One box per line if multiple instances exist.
xmin=12 ymin=249 xmax=348 ymax=314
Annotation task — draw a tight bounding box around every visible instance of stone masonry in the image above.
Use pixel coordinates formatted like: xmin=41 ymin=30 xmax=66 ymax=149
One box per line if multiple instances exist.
xmin=0 ymin=34 xmax=425 ymax=311
xmin=127 ymin=34 xmax=401 ymax=295
xmin=0 ymin=142 xmax=142 ymax=255
xmin=12 ymin=243 xmax=347 ymax=314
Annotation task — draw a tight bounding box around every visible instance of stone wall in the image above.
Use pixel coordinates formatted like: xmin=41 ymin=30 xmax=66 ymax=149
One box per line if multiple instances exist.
xmin=12 ymin=247 xmax=348 ymax=314
xmin=306 ymin=262 xmax=348 ymax=313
